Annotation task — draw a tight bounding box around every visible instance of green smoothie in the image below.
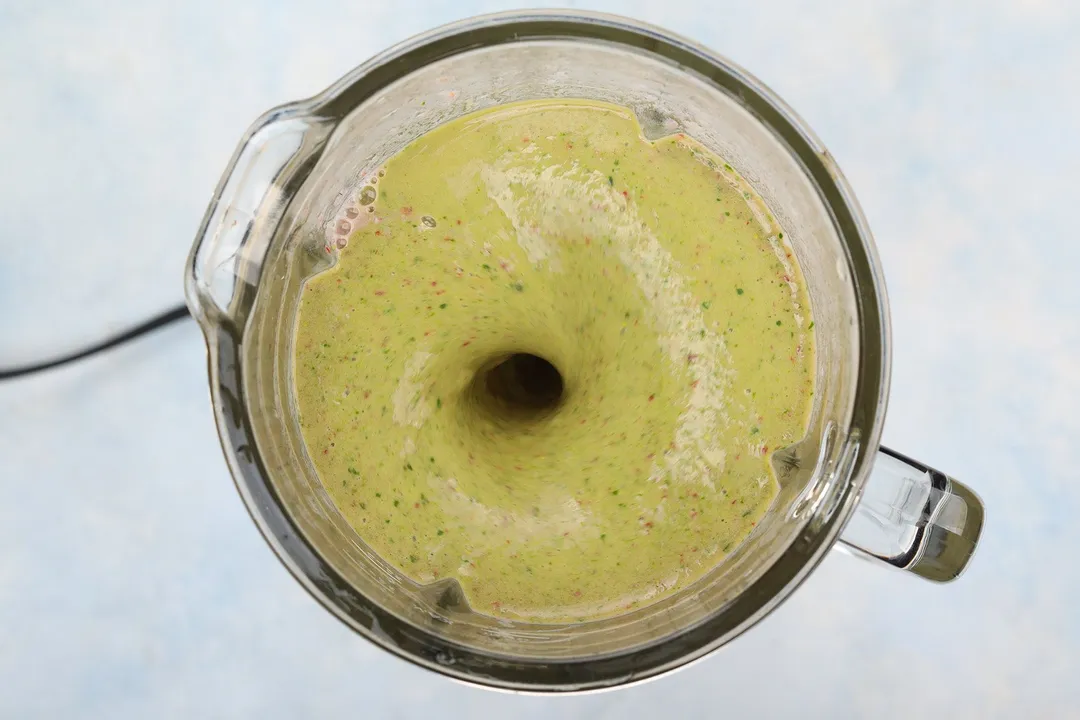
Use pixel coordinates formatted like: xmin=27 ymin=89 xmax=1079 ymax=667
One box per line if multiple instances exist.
xmin=294 ymin=100 xmax=815 ymax=622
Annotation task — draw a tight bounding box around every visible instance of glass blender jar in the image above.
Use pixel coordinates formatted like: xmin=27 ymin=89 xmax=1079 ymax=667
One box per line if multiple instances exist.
xmin=185 ymin=10 xmax=984 ymax=692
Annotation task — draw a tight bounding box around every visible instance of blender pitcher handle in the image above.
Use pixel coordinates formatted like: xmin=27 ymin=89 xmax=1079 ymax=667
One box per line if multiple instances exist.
xmin=185 ymin=106 xmax=333 ymax=329
xmin=838 ymin=447 xmax=984 ymax=582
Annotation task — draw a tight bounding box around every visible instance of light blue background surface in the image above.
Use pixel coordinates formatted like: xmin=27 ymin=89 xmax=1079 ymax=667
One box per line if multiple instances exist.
xmin=2 ymin=1 xmax=1078 ymax=717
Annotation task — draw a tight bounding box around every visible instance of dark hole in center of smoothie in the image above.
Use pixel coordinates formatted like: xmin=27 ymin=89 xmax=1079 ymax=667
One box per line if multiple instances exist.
xmin=482 ymin=353 xmax=564 ymax=414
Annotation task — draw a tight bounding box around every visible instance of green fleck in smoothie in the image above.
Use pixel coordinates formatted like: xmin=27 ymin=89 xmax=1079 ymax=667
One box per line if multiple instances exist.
xmin=294 ymin=100 xmax=815 ymax=622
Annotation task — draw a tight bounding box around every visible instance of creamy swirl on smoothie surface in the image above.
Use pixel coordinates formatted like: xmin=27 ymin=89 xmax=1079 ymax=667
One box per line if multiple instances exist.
xmin=294 ymin=100 xmax=815 ymax=622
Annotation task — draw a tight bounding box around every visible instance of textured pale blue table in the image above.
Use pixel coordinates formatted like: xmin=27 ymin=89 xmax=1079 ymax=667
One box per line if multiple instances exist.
xmin=2 ymin=1 xmax=1078 ymax=717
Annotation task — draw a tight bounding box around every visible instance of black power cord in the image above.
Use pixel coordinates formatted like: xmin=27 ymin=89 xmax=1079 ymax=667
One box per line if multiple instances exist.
xmin=0 ymin=304 xmax=192 ymax=381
